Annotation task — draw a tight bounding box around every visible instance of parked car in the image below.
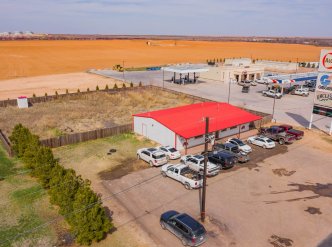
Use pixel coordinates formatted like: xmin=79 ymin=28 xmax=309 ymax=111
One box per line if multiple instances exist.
xmin=256 ymin=79 xmax=268 ymax=84
xmin=180 ymin=154 xmax=220 ymax=177
xmin=291 ymin=88 xmax=309 ymax=97
xmin=242 ymin=85 xmax=250 ymax=93
xmin=251 ymin=81 xmax=257 ymax=86
xmin=276 ymin=124 xmax=304 ymax=140
xmin=259 ymin=126 xmax=295 ymax=145
xmin=161 ymin=164 xmax=202 ymax=190
xmin=262 ymin=90 xmax=282 ymax=99
xmin=160 ymin=210 xmax=207 ymax=246
xmin=213 ymin=143 xmax=250 ymax=163
xmin=157 ymin=145 xmax=181 ymax=160
xmin=137 ymin=148 xmax=168 ymax=166
xmin=226 ymin=138 xmax=252 ymax=153
xmin=207 ymin=151 xmax=236 ymax=169
xmin=247 ymin=136 xmax=276 ymax=149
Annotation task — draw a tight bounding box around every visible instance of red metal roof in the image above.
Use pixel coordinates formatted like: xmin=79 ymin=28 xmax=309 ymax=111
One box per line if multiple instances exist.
xmin=133 ymin=102 xmax=262 ymax=139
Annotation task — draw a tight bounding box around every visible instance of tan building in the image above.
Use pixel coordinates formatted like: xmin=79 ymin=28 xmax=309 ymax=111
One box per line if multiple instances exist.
xmin=201 ymin=63 xmax=265 ymax=83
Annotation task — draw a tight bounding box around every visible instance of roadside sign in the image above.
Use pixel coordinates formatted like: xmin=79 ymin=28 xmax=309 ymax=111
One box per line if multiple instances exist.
xmin=318 ymin=49 xmax=332 ymax=73
xmin=317 ymin=73 xmax=332 ymax=93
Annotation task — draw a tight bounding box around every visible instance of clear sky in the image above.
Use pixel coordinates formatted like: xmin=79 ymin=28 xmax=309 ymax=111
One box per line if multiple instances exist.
xmin=0 ymin=0 xmax=330 ymax=36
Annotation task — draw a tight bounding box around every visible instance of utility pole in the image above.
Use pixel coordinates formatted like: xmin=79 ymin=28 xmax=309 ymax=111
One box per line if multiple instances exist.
xmin=122 ymin=60 xmax=125 ymax=82
xmin=201 ymin=117 xmax=209 ymax=223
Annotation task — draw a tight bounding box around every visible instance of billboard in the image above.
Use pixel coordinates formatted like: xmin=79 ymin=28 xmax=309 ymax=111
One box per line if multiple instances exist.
xmin=317 ymin=73 xmax=332 ymax=93
xmin=314 ymin=90 xmax=332 ymax=108
xmin=318 ymin=49 xmax=332 ymax=73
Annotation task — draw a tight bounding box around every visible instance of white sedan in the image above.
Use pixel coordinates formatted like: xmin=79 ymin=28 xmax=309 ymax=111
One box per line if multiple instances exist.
xmin=226 ymin=138 xmax=252 ymax=153
xmin=247 ymin=136 xmax=276 ymax=149
xmin=157 ymin=146 xmax=181 ymax=160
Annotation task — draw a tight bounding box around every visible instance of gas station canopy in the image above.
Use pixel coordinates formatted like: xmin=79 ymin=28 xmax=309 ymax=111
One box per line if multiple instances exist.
xmin=162 ymin=64 xmax=209 ymax=74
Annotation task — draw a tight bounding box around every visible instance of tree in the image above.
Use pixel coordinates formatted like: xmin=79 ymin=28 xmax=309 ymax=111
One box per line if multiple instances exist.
xmin=55 ymin=91 xmax=59 ymax=96
xmin=77 ymin=88 xmax=80 ymax=93
xmin=311 ymin=63 xmax=316 ymax=68
xmin=32 ymin=93 xmax=36 ymax=98
xmin=45 ymin=92 xmax=48 ymax=97
xmin=302 ymin=62 xmax=306 ymax=67
xmin=96 ymin=85 xmax=99 ymax=91
xmin=105 ymin=84 xmax=109 ymax=90
xmin=69 ymin=182 xmax=112 ymax=245
xmin=87 ymin=88 xmax=90 ymax=92
xmin=138 ymin=81 xmax=142 ymax=87
xmin=130 ymin=82 xmax=133 ymax=87
xmin=306 ymin=62 xmax=311 ymax=68
xmin=122 ymin=83 xmax=126 ymax=88
xmin=66 ymin=89 xmax=69 ymax=94
xmin=113 ymin=83 xmax=118 ymax=89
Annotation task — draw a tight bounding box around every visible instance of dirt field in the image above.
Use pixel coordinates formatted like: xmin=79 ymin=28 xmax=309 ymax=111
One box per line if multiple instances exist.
xmin=0 ymin=40 xmax=329 ymax=80
xmin=0 ymin=72 xmax=125 ymax=100
xmin=0 ymin=88 xmax=198 ymax=139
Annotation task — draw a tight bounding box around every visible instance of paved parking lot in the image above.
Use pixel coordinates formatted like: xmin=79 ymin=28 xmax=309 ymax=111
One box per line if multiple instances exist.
xmin=103 ymin=134 xmax=332 ymax=247
xmin=95 ymin=70 xmax=331 ymax=135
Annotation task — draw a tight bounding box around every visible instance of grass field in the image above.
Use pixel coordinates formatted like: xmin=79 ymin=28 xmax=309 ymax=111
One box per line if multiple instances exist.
xmin=0 ymin=146 xmax=61 ymax=247
xmin=0 ymin=88 xmax=199 ymax=139
xmin=0 ymin=40 xmax=328 ymax=80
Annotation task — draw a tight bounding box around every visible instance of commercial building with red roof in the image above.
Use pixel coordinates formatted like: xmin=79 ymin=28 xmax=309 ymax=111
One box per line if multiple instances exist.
xmin=133 ymin=102 xmax=261 ymax=151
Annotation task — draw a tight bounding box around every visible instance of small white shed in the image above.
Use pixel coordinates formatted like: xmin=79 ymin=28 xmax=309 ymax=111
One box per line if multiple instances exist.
xmin=17 ymin=96 xmax=29 ymax=108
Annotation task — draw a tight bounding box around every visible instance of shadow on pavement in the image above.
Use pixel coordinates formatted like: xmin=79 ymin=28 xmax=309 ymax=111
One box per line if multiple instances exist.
xmin=317 ymin=233 xmax=332 ymax=247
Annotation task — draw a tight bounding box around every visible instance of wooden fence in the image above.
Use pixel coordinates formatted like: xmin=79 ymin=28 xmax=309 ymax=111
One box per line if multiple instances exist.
xmin=0 ymin=130 xmax=13 ymax=157
xmin=40 ymin=124 xmax=132 ymax=148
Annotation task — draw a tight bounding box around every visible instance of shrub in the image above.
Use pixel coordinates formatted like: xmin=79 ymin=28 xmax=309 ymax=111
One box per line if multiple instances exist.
xmin=138 ymin=81 xmax=142 ymax=87
xmin=55 ymin=91 xmax=59 ymax=96
xmin=122 ymin=83 xmax=126 ymax=88
xmin=77 ymin=88 xmax=80 ymax=93
xmin=66 ymin=89 xmax=69 ymax=94
xmin=130 ymin=82 xmax=133 ymax=87
xmin=45 ymin=92 xmax=48 ymax=97
xmin=105 ymin=84 xmax=109 ymax=90
xmin=33 ymin=93 xmax=36 ymax=98
xmin=113 ymin=83 xmax=118 ymax=89
xmin=87 ymin=88 xmax=90 ymax=92
xmin=96 ymin=85 xmax=99 ymax=91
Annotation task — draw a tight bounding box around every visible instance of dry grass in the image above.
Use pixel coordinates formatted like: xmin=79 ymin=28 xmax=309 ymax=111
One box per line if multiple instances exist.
xmin=0 ymin=40 xmax=328 ymax=80
xmin=0 ymin=88 xmax=198 ymax=139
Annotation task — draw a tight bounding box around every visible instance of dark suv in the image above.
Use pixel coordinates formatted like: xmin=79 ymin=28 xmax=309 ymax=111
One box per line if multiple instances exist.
xmin=213 ymin=143 xmax=250 ymax=163
xmin=160 ymin=210 xmax=207 ymax=246
xmin=207 ymin=151 xmax=236 ymax=169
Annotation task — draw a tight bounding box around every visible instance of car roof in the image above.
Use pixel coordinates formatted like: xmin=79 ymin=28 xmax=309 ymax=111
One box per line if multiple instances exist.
xmin=193 ymin=154 xmax=204 ymax=159
xmin=176 ymin=213 xmax=203 ymax=231
xmin=147 ymin=148 xmax=157 ymax=152
xmin=153 ymin=151 xmax=165 ymax=156
xmin=230 ymin=138 xmax=242 ymax=143
xmin=224 ymin=143 xmax=236 ymax=148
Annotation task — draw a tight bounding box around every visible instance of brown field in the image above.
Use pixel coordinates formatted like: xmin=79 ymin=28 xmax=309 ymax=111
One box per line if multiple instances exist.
xmin=0 ymin=88 xmax=198 ymax=139
xmin=0 ymin=40 xmax=330 ymax=80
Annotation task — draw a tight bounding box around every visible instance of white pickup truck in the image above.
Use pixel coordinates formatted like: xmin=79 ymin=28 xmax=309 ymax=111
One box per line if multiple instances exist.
xmin=262 ymin=90 xmax=282 ymax=99
xmin=161 ymin=164 xmax=202 ymax=190
xmin=292 ymin=88 xmax=309 ymax=97
xmin=180 ymin=154 xmax=220 ymax=177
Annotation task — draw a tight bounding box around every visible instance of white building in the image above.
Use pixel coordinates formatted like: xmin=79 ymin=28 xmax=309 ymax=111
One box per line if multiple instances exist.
xmin=133 ymin=102 xmax=261 ymax=151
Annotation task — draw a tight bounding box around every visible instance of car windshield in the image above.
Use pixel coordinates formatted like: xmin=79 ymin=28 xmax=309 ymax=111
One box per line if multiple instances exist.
xmin=152 ymin=153 xmax=165 ymax=159
xmin=266 ymin=139 xmax=273 ymax=143
xmin=169 ymin=148 xmax=177 ymax=152
xmin=233 ymin=139 xmax=245 ymax=146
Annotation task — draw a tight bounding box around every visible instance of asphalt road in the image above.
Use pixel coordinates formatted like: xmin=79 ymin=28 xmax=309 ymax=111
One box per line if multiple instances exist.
xmin=93 ymin=69 xmax=331 ymax=135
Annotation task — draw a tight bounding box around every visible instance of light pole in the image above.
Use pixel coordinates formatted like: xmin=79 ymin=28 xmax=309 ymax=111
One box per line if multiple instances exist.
xmin=272 ymin=90 xmax=277 ymax=122
xmin=201 ymin=117 xmax=209 ymax=223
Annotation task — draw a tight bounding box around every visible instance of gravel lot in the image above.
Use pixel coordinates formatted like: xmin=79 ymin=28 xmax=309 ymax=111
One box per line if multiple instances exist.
xmin=102 ymin=130 xmax=332 ymax=247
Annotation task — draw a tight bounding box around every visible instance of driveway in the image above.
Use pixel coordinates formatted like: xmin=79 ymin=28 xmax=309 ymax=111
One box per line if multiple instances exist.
xmin=102 ymin=134 xmax=332 ymax=247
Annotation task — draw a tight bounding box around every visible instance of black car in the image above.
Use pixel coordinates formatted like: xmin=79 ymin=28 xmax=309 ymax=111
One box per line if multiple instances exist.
xmin=208 ymin=151 xmax=236 ymax=169
xmin=160 ymin=210 xmax=207 ymax=246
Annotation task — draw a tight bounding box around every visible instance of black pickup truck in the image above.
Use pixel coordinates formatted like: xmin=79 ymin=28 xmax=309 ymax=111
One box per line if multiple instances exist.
xmin=213 ymin=143 xmax=250 ymax=163
xmin=207 ymin=151 xmax=237 ymax=169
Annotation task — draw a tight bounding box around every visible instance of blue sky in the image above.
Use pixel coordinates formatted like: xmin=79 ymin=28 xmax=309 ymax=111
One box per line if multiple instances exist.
xmin=0 ymin=0 xmax=330 ymax=36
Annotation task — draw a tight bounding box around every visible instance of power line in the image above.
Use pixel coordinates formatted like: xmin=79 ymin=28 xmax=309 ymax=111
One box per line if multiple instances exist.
xmin=0 ymin=172 xmax=162 ymax=246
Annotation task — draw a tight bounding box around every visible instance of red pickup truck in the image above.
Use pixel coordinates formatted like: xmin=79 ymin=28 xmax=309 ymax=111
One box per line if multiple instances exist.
xmin=275 ymin=125 xmax=304 ymax=140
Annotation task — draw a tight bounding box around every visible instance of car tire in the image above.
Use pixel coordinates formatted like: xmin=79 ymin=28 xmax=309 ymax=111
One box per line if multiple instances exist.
xmin=161 ymin=171 xmax=167 ymax=177
xmin=160 ymin=221 xmax=166 ymax=230
xmin=263 ymin=145 xmax=267 ymax=149
xmin=184 ymin=183 xmax=191 ymax=190
xmin=137 ymin=154 xmax=140 ymax=160
xmin=248 ymin=140 xmax=252 ymax=144
xmin=149 ymin=161 xmax=153 ymax=167
xmin=166 ymin=155 xmax=170 ymax=161
xmin=181 ymin=237 xmax=188 ymax=246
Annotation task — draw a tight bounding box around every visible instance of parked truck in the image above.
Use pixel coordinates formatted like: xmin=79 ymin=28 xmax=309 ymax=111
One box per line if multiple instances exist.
xmin=213 ymin=143 xmax=250 ymax=163
xmin=276 ymin=125 xmax=304 ymax=140
xmin=259 ymin=126 xmax=295 ymax=145
xmin=180 ymin=154 xmax=220 ymax=176
xmin=161 ymin=164 xmax=203 ymax=190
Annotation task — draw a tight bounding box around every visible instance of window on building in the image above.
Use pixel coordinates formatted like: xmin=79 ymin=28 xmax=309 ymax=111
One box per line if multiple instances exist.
xmin=230 ymin=126 xmax=238 ymax=130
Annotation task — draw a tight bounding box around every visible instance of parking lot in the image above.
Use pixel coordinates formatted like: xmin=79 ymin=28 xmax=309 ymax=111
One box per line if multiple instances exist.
xmin=95 ymin=69 xmax=331 ymax=135
xmin=102 ymin=132 xmax=332 ymax=247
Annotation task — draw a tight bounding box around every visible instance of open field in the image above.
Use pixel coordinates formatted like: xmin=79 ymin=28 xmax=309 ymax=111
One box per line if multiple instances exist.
xmin=0 ymin=72 xmax=126 ymax=100
xmin=0 ymin=88 xmax=198 ymax=139
xmin=0 ymin=146 xmax=62 ymax=247
xmin=0 ymin=40 xmax=330 ymax=81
